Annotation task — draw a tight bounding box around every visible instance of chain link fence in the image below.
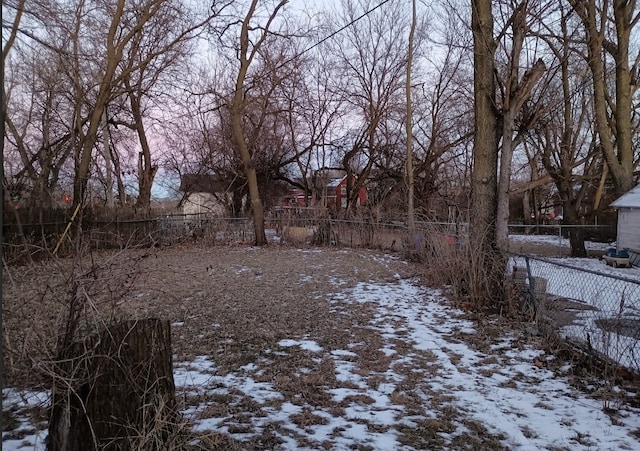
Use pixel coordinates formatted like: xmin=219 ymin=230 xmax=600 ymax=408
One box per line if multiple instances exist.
xmin=1 ymin=215 xmax=255 ymax=262
xmin=508 ymin=254 xmax=640 ymax=372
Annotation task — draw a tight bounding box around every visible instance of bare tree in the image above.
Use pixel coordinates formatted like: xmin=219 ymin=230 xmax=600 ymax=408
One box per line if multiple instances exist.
xmin=3 ymin=0 xmax=218 ymax=220
xmin=527 ymin=3 xmax=612 ymax=256
xmin=225 ymin=0 xmax=289 ymax=245
xmin=406 ymin=0 xmax=418 ymax=233
xmin=2 ymin=1 xmax=177 ymax=213
xmin=494 ymin=0 xmax=547 ymax=251
xmin=568 ymin=0 xmax=639 ymax=196
xmin=4 ymin=68 xmax=74 ymax=211
xmin=177 ymin=27 xmax=312 ymax=217
xmin=3 ymin=5 xmax=76 ymax=214
xmin=277 ymin=43 xmax=342 ymax=206
xmin=469 ymin=0 xmax=502 ymax=305
xmin=324 ymin=0 xmax=419 ymax=216
xmin=67 ymin=1 xmax=153 ymax=210
xmin=353 ymin=6 xmax=474 ymax=223
xmin=114 ymin=2 xmax=212 ymax=215
xmin=411 ymin=16 xmax=474 ymax=221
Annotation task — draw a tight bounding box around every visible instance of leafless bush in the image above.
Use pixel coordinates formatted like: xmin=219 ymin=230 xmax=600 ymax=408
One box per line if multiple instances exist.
xmin=312 ymin=220 xmax=338 ymax=246
xmin=406 ymin=228 xmax=515 ymax=314
xmin=312 ymin=219 xmax=403 ymax=250
xmin=2 ymin=235 xmax=199 ymax=449
xmin=3 ymin=244 xmax=144 ymax=386
xmin=407 ymin=231 xmax=469 ymax=300
xmin=282 ymin=226 xmax=317 ymax=245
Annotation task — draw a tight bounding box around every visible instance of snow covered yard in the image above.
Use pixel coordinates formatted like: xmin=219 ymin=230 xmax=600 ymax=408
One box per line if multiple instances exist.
xmin=3 ymin=243 xmax=640 ymax=450
xmin=172 ymin=279 xmax=640 ymax=450
xmin=508 ymin=238 xmax=640 ymax=373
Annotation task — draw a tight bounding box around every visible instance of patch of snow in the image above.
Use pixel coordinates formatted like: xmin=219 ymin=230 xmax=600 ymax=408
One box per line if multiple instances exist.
xmin=510 ymin=233 xmax=614 ymax=251
xmin=278 ymin=339 xmax=323 ymax=353
xmin=173 ymin=275 xmax=640 ymax=450
xmin=2 ymin=389 xmax=49 ymax=451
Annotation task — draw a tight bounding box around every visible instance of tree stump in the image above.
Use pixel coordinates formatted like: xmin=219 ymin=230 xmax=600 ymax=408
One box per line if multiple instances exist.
xmin=48 ymin=319 xmax=177 ymax=451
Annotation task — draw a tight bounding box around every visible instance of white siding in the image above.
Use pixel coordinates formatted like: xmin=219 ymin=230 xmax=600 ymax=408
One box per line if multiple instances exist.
xmin=617 ymin=208 xmax=640 ymax=251
xmin=182 ymin=192 xmax=227 ymax=216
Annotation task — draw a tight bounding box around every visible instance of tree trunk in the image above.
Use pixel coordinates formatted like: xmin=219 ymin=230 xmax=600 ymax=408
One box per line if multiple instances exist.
xmin=127 ymin=77 xmax=157 ymax=216
xmin=496 ymin=56 xmax=546 ymax=251
xmin=563 ymin=203 xmax=587 ymax=257
xmin=136 ymin=150 xmax=157 ymax=216
xmin=230 ymin=103 xmax=267 ymax=244
xmin=496 ymin=109 xmax=516 ymax=251
xmin=48 ymin=319 xmax=177 ymax=451
xmin=226 ymin=0 xmax=287 ymax=246
xmin=570 ymin=0 xmax=635 ymax=197
xmin=405 ymin=0 xmax=417 ymax=236
xmin=102 ymin=108 xmax=115 ymax=209
xmin=610 ymin=0 xmax=635 ymax=195
xmin=72 ymin=0 xmax=128 ymax=211
xmin=469 ymin=0 xmax=503 ymax=307
xmin=522 ymin=190 xmax=531 ymax=226
xmin=111 ymin=149 xmax=128 ymax=207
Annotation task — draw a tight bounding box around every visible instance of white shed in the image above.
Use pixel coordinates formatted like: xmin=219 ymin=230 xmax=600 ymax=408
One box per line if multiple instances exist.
xmin=610 ymin=184 xmax=640 ymax=266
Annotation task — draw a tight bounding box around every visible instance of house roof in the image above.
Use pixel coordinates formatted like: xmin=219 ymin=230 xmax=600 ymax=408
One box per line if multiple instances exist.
xmin=610 ymin=184 xmax=640 ymax=208
xmin=326 ymin=177 xmax=345 ymax=188
xmin=179 ymin=174 xmax=235 ymax=194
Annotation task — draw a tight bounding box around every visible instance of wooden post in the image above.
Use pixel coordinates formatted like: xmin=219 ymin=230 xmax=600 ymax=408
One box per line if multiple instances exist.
xmin=48 ymin=319 xmax=176 ymax=451
xmin=532 ymin=276 xmax=548 ymax=297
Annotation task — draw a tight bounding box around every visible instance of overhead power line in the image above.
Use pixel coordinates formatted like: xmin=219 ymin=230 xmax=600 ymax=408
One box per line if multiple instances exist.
xmin=200 ymin=0 xmax=397 ymax=112
xmin=297 ymin=0 xmax=396 ymax=59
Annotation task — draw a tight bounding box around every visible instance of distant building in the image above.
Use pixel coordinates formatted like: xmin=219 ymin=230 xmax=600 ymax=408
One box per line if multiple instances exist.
xmin=279 ymin=176 xmax=367 ymax=212
xmin=329 ymin=176 xmax=367 ymax=211
xmin=610 ymin=184 xmax=640 ymax=266
xmin=178 ymin=174 xmax=243 ymax=217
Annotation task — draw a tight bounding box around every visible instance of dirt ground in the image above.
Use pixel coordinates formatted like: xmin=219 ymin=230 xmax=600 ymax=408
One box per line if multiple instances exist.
xmin=121 ymin=245 xmax=420 ymax=366
xmin=3 ymin=244 xmax=505 ymax=447
xmin=3 ymin=240 xmax=529 ymax=388
xmin=2 ymin=240 xmax=629 ymax=449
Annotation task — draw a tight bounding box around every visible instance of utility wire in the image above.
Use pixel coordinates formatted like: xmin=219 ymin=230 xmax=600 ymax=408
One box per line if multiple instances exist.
xmin=200 ymin=0 xmax=397 ymax=112
xmin=296 ymin=0 xmax=396 ymax=59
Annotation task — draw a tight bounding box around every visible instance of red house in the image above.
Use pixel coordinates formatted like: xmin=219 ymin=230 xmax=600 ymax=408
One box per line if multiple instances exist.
xmin=284 ymin=189 xmax=307 ymax=207
xmin=279 ymin=176 xmax=367 ymax=211
xmin=329 ymin=176 xmax=367 ymax=211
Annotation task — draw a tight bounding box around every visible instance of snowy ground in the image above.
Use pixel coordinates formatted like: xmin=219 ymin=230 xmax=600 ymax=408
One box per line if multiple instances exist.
xmin=509 ymin=233 xmax=614 ymax=252
xmin=508 ymin=235 xmax=640 ymax=373
xmin=3 ymin=235 xmax=640 ymax=450
xmin=174 ymin=279 xmax=640 ymax=450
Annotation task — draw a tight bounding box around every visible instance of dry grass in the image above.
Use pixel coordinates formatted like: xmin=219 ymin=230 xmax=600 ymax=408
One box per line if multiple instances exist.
xmin=3 ymin=244 xmax=422 ymax=447
xmin=2 ymin=239 xmax=632 ymax=449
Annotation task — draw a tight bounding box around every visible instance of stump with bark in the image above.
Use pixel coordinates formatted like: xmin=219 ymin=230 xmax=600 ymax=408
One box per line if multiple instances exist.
xmin=48 ymin=318 xmax=177 ymax=451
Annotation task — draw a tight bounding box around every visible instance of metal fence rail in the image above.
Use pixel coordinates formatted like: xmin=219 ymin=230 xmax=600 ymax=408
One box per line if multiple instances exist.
xmin=4 ymin=211 xmax=638 ymax=374
xmin=509 ymin=254 xmax=640 ymax=372
xmin=1 ymin=215 xmax=255 ymax=260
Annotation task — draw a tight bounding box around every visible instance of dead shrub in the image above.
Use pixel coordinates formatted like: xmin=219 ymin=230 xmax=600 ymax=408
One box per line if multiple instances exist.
xmin=312 ymin=220 xmax=338 ymax=246
xmin=2 ymin=241 xmax=217 ymax=449
xmin=407 ymin=228 xmax=516 ymax=313
xmin=408 ymin=232 xmax=469 ymax=299
xmin=3 ymin=247 xmax=144 ymax=388
xmin=282 ymin=226 xmax=316 ymax=245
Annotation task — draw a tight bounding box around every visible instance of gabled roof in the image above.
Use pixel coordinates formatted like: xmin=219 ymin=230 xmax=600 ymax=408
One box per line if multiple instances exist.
xmin=610 ymin=184 xmax=640 ymax=208
xmin=179 ymin=174 xmax=229 ymax=194
xmin=326 ymin=177 xmax=345 ymax=188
